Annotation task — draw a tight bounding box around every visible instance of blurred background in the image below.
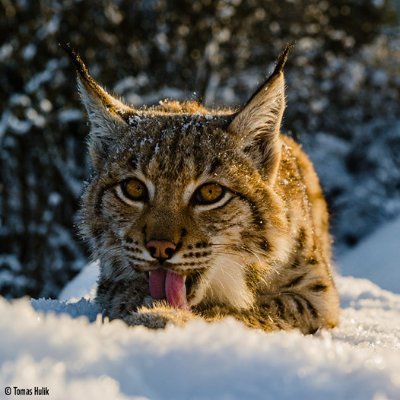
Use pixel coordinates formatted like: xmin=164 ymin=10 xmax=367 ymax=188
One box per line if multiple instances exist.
xmin=1 ymin=0 xmax=399 ymax=299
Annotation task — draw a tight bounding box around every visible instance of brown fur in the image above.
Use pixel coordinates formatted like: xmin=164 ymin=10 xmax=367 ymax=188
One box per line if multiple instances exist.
xmin=66 ymin=44 xmax=339 ymax=334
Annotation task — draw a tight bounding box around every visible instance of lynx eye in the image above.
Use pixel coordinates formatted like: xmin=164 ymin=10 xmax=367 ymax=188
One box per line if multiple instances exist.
xmin=193 ymin=183 xmax=225 ymax=205
xmin=120 ymin=178 xmax=148 ymax=201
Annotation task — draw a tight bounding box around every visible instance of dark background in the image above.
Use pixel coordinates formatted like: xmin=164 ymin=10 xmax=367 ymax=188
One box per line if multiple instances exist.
xmin=1 ymin=0 xmax=399 ymax=299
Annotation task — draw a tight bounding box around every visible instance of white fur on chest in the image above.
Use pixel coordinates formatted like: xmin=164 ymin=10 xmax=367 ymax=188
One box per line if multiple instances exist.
xmin=203 ymin=254 xmax=254 ymax=309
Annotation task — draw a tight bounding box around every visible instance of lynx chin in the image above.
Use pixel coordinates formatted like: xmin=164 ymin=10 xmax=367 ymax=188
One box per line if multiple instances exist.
xmin=64 ymin=43 xmax=339 ymax=334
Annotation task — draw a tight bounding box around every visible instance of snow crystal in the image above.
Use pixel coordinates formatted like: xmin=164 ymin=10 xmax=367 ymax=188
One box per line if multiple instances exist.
xmin=105 ymin=2 xmax=124 ymax=25
xmin=139 ymin=88 xmax=187 ymax=105
xmin=182 ymin=121 xmax=192 ymax=129
xmin=0 ymin=261 xmax=29 ymax=289
xmin=0 ymin=43 xmax=13 ymax=61
xmin=128 ymin=115 xmax=142 ymax=126
xmin=58 ymin=261 xmax=99 ymax=303
xmin=22 ymin=44 xmax=37 ymax=61
xmin=310 ymin=98 xmax=328 ymax=114
xmin=0 ymin=255 xmax=23 ymax=273
xmin=113 ymin=77 xmax=138 ymax=93
xmin=39 ymin=98 xmax=53 ymax=113
xmin=280 ymin=179 xmax=289 ymax=186
xmin=40 ymin=15 xmax=60 ymax=36
xmin=31 ymin=298 xmax=100 ymax=322
xmin=371 ymin=69 xmax=388 ymax=86
xmin=26 ymin=108 xmax=45 ymax=128
xmin=58 ymin=109 xmax=83 ymax=124
xmin=10 ymin=94 xmax=31 ymax=107
xmin=339 ymin=61 xmax=366 ymax=93
xmin=373 ymin=0 xmax=385 ymax=8
xmin=7 ymin=112 xmax=31 ymax=135
xmin=25 ymin=60 xmax=59 ymax=93
xmin=155 ymin=32 xmax=170 ymax=53
xmin=48 ymin=192 xmax=62 ymax=207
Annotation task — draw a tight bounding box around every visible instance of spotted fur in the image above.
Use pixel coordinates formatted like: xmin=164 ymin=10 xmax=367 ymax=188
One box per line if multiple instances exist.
xmin=65 ymin=44 xmax=339 ymax=334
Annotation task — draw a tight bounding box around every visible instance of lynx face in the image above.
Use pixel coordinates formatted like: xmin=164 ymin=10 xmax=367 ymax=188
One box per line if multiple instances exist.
xmin=68 ymin=44 xmax=339 ymax=332
xmin=81 ymin=111 xmax=290 ymax=310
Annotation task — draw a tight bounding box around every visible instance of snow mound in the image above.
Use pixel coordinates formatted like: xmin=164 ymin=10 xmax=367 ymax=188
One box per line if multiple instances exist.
xmin=0 ymin=274 xmax=399 ymax=400
xmin=339 ymin=215 xmax=400 ymax=294
xmin=58 ymin=260 xmax=99 ymax=303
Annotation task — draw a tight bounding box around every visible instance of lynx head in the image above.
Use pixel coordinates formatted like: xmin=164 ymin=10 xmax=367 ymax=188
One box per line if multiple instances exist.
xmin=66 ymin=44 xmax=292 ymax=311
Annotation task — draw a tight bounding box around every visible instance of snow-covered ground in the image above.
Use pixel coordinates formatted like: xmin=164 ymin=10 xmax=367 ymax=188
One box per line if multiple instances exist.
xmin=1 ymin=222 xmax=400 ymax=400
xmin=339 ymin=215 xmax=400 ymax=294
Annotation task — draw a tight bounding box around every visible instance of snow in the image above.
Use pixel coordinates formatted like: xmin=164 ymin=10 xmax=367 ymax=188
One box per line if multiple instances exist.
xmin=1 ymin=222 xmax=400 ymax=399
xmin=0 ymin=275 xmax=399 ymax=399
xmin=58 ymin=260 xmax=98 ymax=303
xmin=57 ymin=109 xmax=84 ymax=124
xmin=338 ymin=215 xmax=400 ymax=294
xmin=25 ymin=59 xmax=60 ymax=94
xmin=302 ymin=121 xmax=400 ymax=254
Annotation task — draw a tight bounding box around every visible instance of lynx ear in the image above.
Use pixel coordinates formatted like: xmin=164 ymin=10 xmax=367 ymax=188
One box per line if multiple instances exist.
xmin=229 ymin=45 xmax=291 ymax=181
xmin=61 ymin=43 xmax=132 ymax=169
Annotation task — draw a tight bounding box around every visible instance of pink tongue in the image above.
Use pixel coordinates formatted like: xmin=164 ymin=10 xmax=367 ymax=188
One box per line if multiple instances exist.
xmin=166 ymin=271 xmax=188 ymax=310
xmin=149 ymin=269 xmax=188 ymax=309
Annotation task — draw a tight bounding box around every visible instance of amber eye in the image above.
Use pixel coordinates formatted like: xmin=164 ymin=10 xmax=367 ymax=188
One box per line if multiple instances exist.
xmin=193 ymin=183 xmax=225 ymax=205
xmin=121 ymin=178 xmax=148 ymax=201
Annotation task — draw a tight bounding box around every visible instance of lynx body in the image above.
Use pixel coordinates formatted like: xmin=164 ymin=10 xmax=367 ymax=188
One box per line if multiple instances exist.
xmin=67 ymin=45 xmax=339 ymax=334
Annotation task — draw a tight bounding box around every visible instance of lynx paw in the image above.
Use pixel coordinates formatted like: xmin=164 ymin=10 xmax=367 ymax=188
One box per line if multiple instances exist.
xmin=122 ymin=304 xmax=197 ymax=329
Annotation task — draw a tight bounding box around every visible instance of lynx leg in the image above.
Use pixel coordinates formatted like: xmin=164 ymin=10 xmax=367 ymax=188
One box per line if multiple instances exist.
xmin=196 ymin=284 xmax=338 ymax=335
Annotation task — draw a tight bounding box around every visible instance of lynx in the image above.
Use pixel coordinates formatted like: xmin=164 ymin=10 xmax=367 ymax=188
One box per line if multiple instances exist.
xmin=64 ymin=44 xmax=339 ymax=334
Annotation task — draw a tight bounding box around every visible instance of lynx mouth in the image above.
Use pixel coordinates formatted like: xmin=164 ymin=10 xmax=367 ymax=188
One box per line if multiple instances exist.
xmin=149 ymin=269 xmax=188 ymax=309
xmin=148 ymin=269 xmax=200 ymax=309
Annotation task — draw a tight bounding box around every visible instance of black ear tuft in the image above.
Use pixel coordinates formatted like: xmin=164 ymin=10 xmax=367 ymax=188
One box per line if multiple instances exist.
xmin=60 ymin=42 xmax=132 ymax=122
xmin=272 ymin=42 xmax=294 ymax=76
xmin=59 ymin=43 xmax=91 ymax=82
xmin=240 ymin=43 xmax=293 ymax=112
xmin=228 ymin=45 xmax=292 ymax=181
xmin=59 ymin=42 xmax=103 ymax=97
xmin=60 ymin=43 xmax=134 ymax=170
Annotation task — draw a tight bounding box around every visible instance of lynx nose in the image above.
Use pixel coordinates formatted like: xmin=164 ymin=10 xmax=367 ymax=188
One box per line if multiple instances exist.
xmin=146 ymin=240 xmax=176 ymax=262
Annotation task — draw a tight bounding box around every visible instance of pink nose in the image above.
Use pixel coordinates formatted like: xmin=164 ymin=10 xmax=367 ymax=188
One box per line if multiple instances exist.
xmin=146 ymin=240 xmax=176 ymax=261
